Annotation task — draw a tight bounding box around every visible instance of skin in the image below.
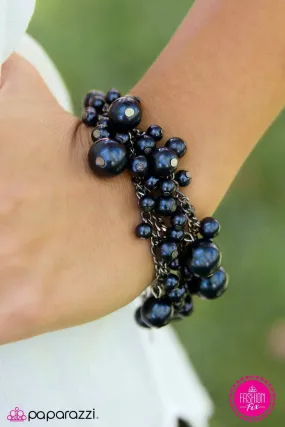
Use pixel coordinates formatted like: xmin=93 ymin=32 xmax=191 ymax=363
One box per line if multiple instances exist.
xmin=0 ymin=0 xmax=285 ymax=344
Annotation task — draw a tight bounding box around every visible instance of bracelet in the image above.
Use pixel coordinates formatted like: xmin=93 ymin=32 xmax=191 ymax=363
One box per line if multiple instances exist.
xmin=82 ymin=89 xmax=229 ymax=329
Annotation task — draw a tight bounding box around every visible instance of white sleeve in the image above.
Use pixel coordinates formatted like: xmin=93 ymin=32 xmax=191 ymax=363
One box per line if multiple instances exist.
xmin=0 ymin=0 xmax=35 ymax=65
xmin=0 ymin=0 xmax=72 ymax=111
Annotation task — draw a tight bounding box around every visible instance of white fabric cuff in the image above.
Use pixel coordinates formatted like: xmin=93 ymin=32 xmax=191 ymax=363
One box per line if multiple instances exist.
xmin=0 ymin=0 xmax=35 ymax=65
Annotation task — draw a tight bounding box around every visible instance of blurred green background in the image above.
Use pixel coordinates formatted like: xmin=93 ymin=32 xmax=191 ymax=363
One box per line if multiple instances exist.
xmin=28 ymin=1 xmax=285 ymax=426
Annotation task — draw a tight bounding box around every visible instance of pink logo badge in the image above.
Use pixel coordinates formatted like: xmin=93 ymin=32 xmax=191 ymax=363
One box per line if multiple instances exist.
xmin=229 ymin=376 xmax=276 ymax=422
xmin=7 ymin=407 xmax=27 ymax=422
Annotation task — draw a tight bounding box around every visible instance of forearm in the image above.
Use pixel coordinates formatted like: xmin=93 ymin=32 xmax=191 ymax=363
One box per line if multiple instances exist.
xmin=2 ymin=0 xmax=285 ymax=342
xmin=133 ymin=0 xmax=285 ymax=216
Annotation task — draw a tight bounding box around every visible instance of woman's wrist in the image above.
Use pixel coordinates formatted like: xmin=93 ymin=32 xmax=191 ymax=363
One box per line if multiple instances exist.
xmin=73 ymin=0 xmax=285 ymax=329
xmin=78 ymin=0 xmax=285 ymax=310
xmin=76 ymin=120 xmax=155 ymax=300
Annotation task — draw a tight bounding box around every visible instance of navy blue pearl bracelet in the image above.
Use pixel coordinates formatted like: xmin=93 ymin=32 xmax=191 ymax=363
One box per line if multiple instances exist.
xmin=82 ymin=89 xmax=229 ymax=329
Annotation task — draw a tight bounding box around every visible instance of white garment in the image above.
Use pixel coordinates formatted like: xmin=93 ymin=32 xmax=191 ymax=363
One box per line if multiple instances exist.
xmin=0 ymin=2 xmax=213 ymax=426
xmin=0 ymin=0 xmax=35 ymax=63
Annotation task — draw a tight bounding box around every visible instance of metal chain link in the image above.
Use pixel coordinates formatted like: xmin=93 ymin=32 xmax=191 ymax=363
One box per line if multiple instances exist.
xmin=130 ymin=135 xmax=200 ymax=299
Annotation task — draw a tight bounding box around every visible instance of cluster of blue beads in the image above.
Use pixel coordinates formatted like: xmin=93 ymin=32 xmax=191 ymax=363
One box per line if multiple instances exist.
xmin=82 ymin=89 xmax=229 ymax=329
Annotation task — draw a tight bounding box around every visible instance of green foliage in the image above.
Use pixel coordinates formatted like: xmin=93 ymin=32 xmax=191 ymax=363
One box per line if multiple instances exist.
xmin=29 ymin=1 xmax=285 ymax=425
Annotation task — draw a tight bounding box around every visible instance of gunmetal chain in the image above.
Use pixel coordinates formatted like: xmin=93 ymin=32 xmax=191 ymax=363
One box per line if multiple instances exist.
xmin=83 ymin=89 xmax=228 ymax=328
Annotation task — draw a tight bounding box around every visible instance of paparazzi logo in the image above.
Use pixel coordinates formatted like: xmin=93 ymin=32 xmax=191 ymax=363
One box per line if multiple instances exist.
xmin=229 ymin=376 xmax=276 ymax=422
xmin=7 ymin=407 xmax=27 ymax=422
xmin=7 ymin=407 xmax=98 ymax=422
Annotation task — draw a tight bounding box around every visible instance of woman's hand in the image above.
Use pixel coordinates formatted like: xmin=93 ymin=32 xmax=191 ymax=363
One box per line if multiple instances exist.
xmin=0 ymin=54 xmax=152 ymax=344
xmin=1 ymin=0 xmax=285 ymax=344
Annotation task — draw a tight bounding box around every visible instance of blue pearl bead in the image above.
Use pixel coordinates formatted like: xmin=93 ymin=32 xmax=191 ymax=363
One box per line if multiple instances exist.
xmin=177 ymin=419 xmax=193 ymax=427
xmin=82 ymin=107 xmax=98 ymax=127
xmin=150 ymin=148 xmax=178 ymax=177
xmin=164 ymin=274 xmax=180 ymax=292
xmin=139 ymin=196 xmax=155 ymax=212
xmin=146 ymin=125 xmax=163 ymax=142
xmin=144 ymin=176 xmax=160 ymax=191
xmin=169 ymin=258 xmax=180 ymax=270
xmin=159 ymin=241 xmax=179 ymax=263
xmin=83 ymin=90 xmax=105 ymax=107
xmin=160 ymin=180 xmax=176 ymax=196
xmin=171 ymin=213 xmax=187 ymax=230
xmin=88 ymin=138 xmax=128 ymax=176
xmin=185 ymin=239 xmax=221 ymax=278
xmin=114 ymin=132 xmax=130 ymax=144
xmin=156 ymin=196 xmax=177 ymax=216
xmin=198 ymin=267 xmax=228 ymax=299
xmin=134 ymin=307 xmax=150 ymax=328
xmin=168 ymin=286 xmax=186 ymax=303
xmin=131 ymin=155 xmax=149 ymax=177
xmin=134 ymin=135 xmax=156 ymax=155
xmin=88 ymin=94 xmax=105 ymax=112
xmin=97 ymin=116 xmax=109 ymax=127
xmin=165 ymin=137 xmax=187 ymax=158
xmin=175 ymin=170 xmax=191 ymax=187
xmin=200 ymin=217 xmax=221 ymax=239
xmin=136 ymin=223 xmax=152 ymax=239
xmin=167 ymin=227 xmax=184 ymax=242
xmin=178 ymin=297 xmax=194 ymax=317
xmin=91 ymin=127 xmax=111 ymax=142
xmin=106 ymin=88 xmax=121 ymax=104
xmin=108 ymin=96 xmax=142 ymax=131
xmin=141 ymin=297 xmax=174 ymax=328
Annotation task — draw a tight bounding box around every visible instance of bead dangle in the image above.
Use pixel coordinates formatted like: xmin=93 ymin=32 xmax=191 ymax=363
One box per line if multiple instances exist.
xmin=82 ymin=89 xmax=229 ymax=329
